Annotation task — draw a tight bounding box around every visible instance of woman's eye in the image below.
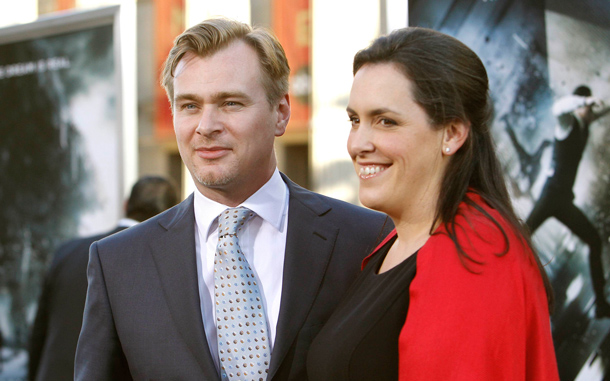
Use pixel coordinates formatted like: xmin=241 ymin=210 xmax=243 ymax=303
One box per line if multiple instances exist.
xmin=379 ymin=118 xmax=396 ymax=126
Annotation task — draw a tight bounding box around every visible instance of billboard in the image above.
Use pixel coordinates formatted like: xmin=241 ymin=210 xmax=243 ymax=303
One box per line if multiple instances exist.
xmin=0 ymin=6 xmax=135 ymax=379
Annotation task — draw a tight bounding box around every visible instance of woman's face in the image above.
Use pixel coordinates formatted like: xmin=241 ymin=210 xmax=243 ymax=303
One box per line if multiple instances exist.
xmin=347 ymin=63 xmax=448 ymax=217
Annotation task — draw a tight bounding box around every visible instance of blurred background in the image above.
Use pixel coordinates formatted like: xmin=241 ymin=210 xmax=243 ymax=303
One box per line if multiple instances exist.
xmin=0 ymin=1 xmax=407 ymax=379
xmin=0 ymin=0 xmax=409 ymax=205
xmin=1 ymin=0 xmax=609 ymax=379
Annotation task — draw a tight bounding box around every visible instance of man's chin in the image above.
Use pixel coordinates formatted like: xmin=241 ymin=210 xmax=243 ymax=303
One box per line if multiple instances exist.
xmin=195 ymin=173 xmax=234 ymax=188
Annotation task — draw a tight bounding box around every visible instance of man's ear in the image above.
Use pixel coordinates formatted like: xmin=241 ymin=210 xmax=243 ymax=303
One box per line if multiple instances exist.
xmin=275 ymin=94 xmax=291 ymax=137
xmin=442 ymin=119 xmax=470 ymax=156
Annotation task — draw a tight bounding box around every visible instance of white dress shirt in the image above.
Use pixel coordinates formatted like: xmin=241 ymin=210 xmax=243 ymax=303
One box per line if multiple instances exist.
xmin=193 ymin=169 xmax=289 ymax=372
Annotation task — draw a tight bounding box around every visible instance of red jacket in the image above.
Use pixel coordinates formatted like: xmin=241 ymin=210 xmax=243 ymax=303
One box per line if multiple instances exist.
xmin=363 ymin=194 xmax=559 ymax=380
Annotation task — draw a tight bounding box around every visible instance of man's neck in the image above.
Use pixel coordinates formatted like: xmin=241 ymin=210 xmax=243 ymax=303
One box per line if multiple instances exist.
xmin=194 ymin=170 xmax=277 ymax=207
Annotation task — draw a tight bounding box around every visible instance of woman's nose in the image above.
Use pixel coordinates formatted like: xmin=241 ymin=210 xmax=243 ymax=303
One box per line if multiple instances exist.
xmin=347 ymin=124 xmax=375 ymax=157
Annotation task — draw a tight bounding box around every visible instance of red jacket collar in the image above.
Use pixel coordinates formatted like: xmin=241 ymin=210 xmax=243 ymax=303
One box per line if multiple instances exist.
xmin=360 ymin=191 xmax=485 ymax=270
xmin=361 ymin=228 xmax=397 ymax=270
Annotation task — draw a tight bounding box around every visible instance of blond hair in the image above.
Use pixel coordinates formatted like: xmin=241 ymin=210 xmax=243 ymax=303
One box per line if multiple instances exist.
xmin=161 ymin=18 xmax=290 ymax=108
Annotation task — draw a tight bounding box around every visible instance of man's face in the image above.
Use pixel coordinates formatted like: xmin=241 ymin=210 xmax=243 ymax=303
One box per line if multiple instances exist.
xmin=172 ymin=41 xmax=290 ymax=206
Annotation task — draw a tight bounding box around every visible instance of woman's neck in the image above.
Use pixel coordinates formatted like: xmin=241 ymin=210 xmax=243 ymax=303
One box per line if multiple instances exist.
xmin=390 ymin=187 xmax=439 ymax=239
xmin=379 ymin=202 xmax=439 ymax=273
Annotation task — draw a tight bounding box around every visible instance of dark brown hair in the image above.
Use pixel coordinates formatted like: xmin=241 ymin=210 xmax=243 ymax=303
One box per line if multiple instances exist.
xmin=126 ymin=176 xmax=179 ymax=222
xmin=353 ymin=27 xmax=553 ymax=310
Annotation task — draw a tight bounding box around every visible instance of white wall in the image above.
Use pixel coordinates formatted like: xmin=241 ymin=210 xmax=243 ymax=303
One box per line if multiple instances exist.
xmin=310 ymin=0 xmax=380 ymax=204
xmin=0 ymin=0 xmax=37 ymax=27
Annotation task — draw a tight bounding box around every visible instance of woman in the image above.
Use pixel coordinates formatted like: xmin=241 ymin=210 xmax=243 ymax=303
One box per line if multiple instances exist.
xmin=307 ymin=27 xmax=559 ymax=380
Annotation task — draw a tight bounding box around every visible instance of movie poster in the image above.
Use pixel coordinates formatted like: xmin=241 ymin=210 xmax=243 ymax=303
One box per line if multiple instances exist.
xmin=0 ymin=12 xmax=121 ymax=379
xmin=410 ymin=0 xmax=610 ymax=378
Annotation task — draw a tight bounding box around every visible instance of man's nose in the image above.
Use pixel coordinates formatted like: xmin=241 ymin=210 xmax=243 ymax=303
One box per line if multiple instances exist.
xmin=195 ymin=107 xmax=223 ymax=136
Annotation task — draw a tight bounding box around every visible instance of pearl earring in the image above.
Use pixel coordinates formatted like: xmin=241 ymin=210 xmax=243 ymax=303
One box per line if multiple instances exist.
xmin=444 ymin=147 xmax=450 ymax=153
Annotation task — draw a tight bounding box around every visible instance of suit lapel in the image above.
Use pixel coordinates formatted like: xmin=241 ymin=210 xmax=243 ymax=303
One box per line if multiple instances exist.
xmin=149 ymin=195 xmax=219 ymax=380
xmin=268 ymin=176 xmax=338 ymax=378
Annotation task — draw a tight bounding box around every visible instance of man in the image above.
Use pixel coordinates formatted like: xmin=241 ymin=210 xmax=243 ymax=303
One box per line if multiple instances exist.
xmin=526 ymin=85 xmax=610 ymax=318
xmin=74 ymin=18 xmax=390 ymax=380
xmin=29 ymin=176 xmax=178 ymax=381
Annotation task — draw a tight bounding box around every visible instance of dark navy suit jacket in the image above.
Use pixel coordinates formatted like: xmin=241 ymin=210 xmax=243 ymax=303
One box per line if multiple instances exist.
xmin=29 ymin=226 xmax=126 ymax=381
xmin=74 ymin=174 xmax=391 ymax=380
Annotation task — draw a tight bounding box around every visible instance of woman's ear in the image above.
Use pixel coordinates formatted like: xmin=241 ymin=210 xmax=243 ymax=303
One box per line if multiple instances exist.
xmin=441 ymin=119 xmax=470 ymax=156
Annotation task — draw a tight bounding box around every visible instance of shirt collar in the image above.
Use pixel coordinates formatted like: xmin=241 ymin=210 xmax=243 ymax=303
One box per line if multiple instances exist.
xmin=193 ymin=169 xmax=288 ymax=238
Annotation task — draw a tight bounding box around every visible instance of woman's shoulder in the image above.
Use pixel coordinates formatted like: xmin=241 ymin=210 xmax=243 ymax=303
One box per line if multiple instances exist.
xmin=454 ymin=192 xmax=514 ymax=243
xmin=410 ymin=194 xmax=548 ymax=328
xmin=419 ymin=192 xmax=537 ymax=284
xmin=400 ymin=193 xmax=557 ymax=380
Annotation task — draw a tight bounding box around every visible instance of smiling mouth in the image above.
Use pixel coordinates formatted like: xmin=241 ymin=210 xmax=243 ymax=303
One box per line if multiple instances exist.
xmin=358 ymin=165 xmax=388 ymax=178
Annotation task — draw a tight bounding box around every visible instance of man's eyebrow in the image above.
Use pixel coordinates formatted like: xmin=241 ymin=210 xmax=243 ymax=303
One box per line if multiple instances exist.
xmin=173 ymin=91 xmax=251 ymax=104
xmin=174 ymin=93 xmax=202 ymax=104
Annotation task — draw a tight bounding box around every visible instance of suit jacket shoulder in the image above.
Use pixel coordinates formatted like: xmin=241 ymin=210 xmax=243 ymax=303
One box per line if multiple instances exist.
xmin=270 ymin=174 xmax=393 ymax=380
xmin=75 ymin=194 xmax=216 ymax=380
xmin=282 ymin=173 xmax=391 ymax=240
xmin=94 ymin=196 xmax=193 ymax=255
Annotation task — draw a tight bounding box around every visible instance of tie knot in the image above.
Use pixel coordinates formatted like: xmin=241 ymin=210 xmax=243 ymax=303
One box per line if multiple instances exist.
xmin=218 ymin=207 xmax=254 ymax=237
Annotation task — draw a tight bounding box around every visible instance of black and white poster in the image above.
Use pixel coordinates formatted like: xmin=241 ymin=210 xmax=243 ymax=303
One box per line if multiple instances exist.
xmin=0 ymin=7 xmax=131 ymax=379
xmin=410 ymin=0 xmax=610 ymax=379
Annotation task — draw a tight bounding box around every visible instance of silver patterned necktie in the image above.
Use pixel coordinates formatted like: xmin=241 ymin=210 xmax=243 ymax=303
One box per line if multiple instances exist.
xmin=214 ymin=207 xmax=271 ymax=381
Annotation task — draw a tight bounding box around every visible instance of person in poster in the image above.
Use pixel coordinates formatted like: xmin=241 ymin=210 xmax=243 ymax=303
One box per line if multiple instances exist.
xmin=526 ymin=86 xmax=610 ymax=318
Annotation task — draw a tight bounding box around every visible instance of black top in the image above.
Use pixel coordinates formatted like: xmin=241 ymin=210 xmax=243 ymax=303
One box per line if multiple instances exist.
xmin=306 ymin=236 xmax=417 ymax=380
xmin=549 ymin=114 xmax=589 ymax=194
